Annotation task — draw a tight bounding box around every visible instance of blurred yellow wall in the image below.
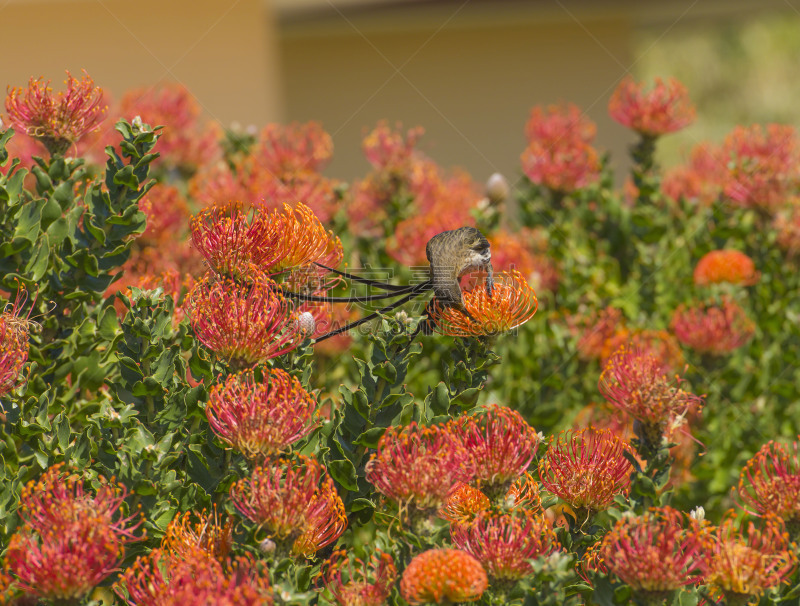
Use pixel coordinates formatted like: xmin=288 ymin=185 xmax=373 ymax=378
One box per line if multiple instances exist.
xmin=1 ymin=0 xmax=281 ymax=126
xmin=280 ymin=8 xmax=636 ymax=184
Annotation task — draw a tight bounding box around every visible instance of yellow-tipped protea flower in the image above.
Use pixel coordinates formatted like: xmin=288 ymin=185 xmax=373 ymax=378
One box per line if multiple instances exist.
xmin=400 ymin=548 xmax=487 ymax=605
xmin=187 ymin=273 xmax=300 ymax=368
xmin=705 ymin=511 xmax=798 ymax=603
xmin=738 ymin=438 xmax=800 ymax=533
xmin=265 ymin=202 xmax=343 ymax=275
xmin=5 ymin=69 xmax=106 ymax=156
xmin=429 ymin=270 xmax=538 ymax=337
xmin=206 ymin=366 xmax=318 ymax=461
xmin=190 ymin=204 xmax=284 ymax=279
xmin=161 ymin=507 xmax=234 ymax=563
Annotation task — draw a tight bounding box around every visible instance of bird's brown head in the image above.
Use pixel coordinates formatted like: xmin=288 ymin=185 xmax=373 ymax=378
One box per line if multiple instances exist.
xmin=425 ymin=226 xmax=494 ymax=306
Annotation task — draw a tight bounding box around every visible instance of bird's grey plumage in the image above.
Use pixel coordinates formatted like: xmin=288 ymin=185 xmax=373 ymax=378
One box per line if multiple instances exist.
xmin=425 ymin=226 xmax=494 ymax=314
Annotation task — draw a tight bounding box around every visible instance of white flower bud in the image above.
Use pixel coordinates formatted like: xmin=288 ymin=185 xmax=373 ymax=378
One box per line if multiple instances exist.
xmin=295 ymin=311 xmax=316 ymax=336
xmin=486 ymin=172 xmax=510 ymax=204
xmin=690 ymin=506 xmax=705 ymax=522
xmin=259 ymin=537 xmax=276 ymax=554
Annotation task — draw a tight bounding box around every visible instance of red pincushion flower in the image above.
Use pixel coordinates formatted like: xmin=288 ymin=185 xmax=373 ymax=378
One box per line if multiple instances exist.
xmin=538 ymin=428 xmax=633 ymax=514
xmin=138 ymin=184 xmax=191 ymax=246
xmin=229 ymin=456 xmax=322 ymax=542
xmin=459 ymin=404 xmax=540 ymax=495
xmin=738 ymin=439 xmax=800 ymax=525
xmin=116 ymin=548 xmax=273 ymax=606
xmin=721 ymin=124 xmax=799 ymax=211
xmin=704 ymin=511 xmax=798 ymax=601
xmin=229 ymin=456 xmax=345 ymax=554
xmin=4 ymin=464 xmax=143 ymax=602
xmin=400 ymin=549 xmax=487 ymax=605
xmin=255 ymin=121 xmax=333 ymax=177
xmin=599 ymin=507 xmax=706 ymax=595
xmin=322 ymin=549 xmax=398 ymax=606
xmin=429 ymin=270 xmax=538 ymax=337
xmin=161 ymin=507 xmax=234 ymax=563
xmin=451 ymin=510 xmax=557 ymax=581
xmin=365 ymin=422 xmax=473 ymax=512
xmin=190 ymin=204 xmax=284 ymax=279
xmin=671 ymin=298 xmax=755 ymax=355
xmin=520 ymin=103 xmax=601 ymax=193
xmin=5 ymin=69 xmax=106 ymax=155
xmin=694 ymin=250 xmax=759 ymax=287
xmin=599 ymin=328 xmax=685 ymax=373
xmin=115 ymin=83 xmax=222 ymax=170
xmin=187 ymin=273 xmax=300 ymax=368
xmin=206 ymin=366 xmax=317 ymax=460
xmin=599 ymin=345 xmax=703 ymax=447
xmin=608 ymin=76 xmax=695 ymax=137
xmin=362 ymin=120 xmax=425 ymax=172
xmin=487 ymin=228 xmax=559 ymax=293
xmin=662 ymin=142 xmax=726 ymax=206
xmin=0 ymin=289 xmax=31 ymax=399
xmin=292 ymin=476 xmax=348 ymax=557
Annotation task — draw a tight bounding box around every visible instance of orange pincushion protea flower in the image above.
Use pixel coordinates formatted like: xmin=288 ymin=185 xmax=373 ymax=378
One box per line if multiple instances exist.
xmin=400 ymin=549 xmax=487 ymax=605
xmin=115 ymin=548 xmax=273 ymax=606
xmin=721 ymin=124 xmax=799 ymax=211
xmin=671 ymin=298 xmax=755 ymax=355
xmin=6 ymin=464 xmax=143 ymax=602
xmin=322 ymin=549 xmax=397 ymax=606
xmin=521 ymin=103 xmax=601 ymax=193
xmin=538 ymin=428 xmax=633 ymax=515
xmin=365 ymin=422 xmax=473 ymax=512
xmin=255 ymin=121 xmax=334 ymax=177
xmin=265 ymin=202 xmax=343 ymax=274
xmin=599 ymin=507 xmax=705 ymax=596
xmin=429 ymin=270 xmax=537 ymax=337
xmin=599 ymin=345 xmax=703 ymax=449
xmin=705 ymin=511 xmax=798 ymax=601
xmin=439 ymin=473 xmax=543 ymax=523
xmin=229 ymin=456 xmax=323 ymax=543
xmin=190 ymin=204 xmax=283 ymax=279
xmin=439 ymin=484 xmax=491 ymax=523
xmin=451 ymin=510 xmax=557 ymax=581
xmin=187 ymin=273 xmax=300 ymax=367
xmin=608 ymin=76 xmax=695 ymax=137
xmin=738 ymin=439 xmax=800 ymax=527
xmin=599 ymin=328 xmax=684 ymax=373
xmin=5 ymin=69 xmax=106 ymax=155
xmin=206 ymin=366 xmax=317 ymax=460
xmin=694 ymin=250 xmax=759 ymax=287
xmin=0 ymin=289 xmax=31 ymax=399
xmin=229 ymin=455 xmax=346 ymax=556
xmin=291 ymin=476 xmax=347 ymax=557
xmin=161 ymin=507 xmax=234 ymax=563
xmin=459 ymin=404 xmax=540 ymax=495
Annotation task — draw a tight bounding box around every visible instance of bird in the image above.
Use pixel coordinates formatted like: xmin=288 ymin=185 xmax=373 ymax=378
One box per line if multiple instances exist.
xmin=284 ymin=226 xmax=494 ymax=341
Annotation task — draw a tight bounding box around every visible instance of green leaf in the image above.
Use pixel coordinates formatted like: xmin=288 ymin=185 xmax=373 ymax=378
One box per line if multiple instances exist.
xmin=113 ymin=165 xmax=139 ymax=190
xmin=373 ymin=361 xmax=397 ymax=384
xmin=428 ymin=382 xmax=450 ymax=416
xmin=15 ymin=200 xmax=43 ymax=242
xmin=56 ymin=415 xmax=71 ymax=451
xmin=327 ymin=458 xmax=358 ymax=492
xmin=353 ymin=427 xmax=385 ymax=449
xmin=25 ymin=235 xmax=50 ymax=281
